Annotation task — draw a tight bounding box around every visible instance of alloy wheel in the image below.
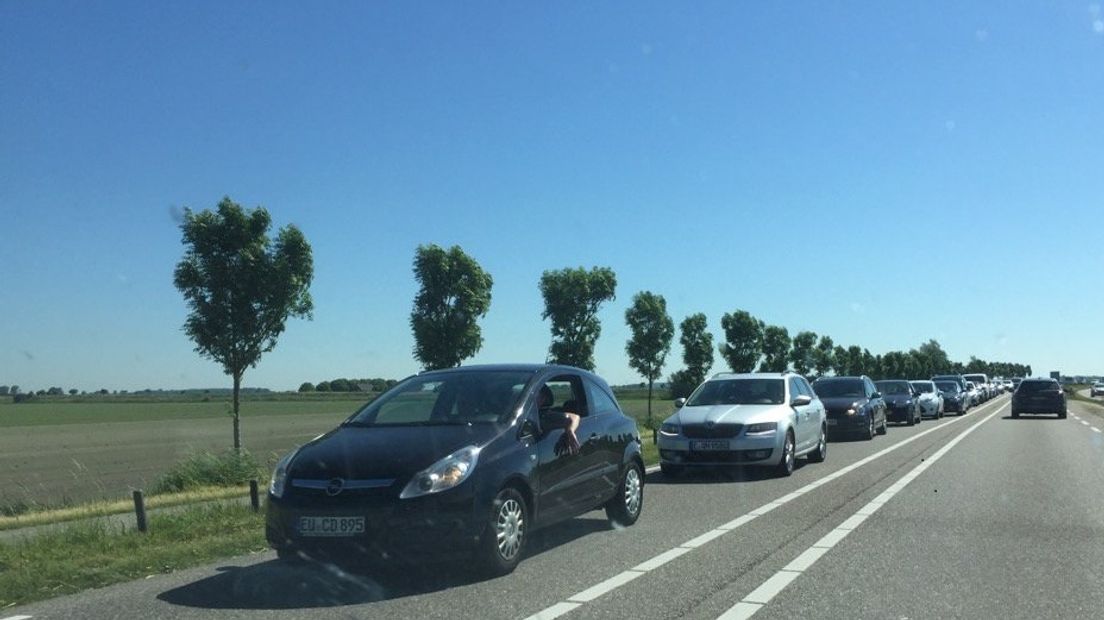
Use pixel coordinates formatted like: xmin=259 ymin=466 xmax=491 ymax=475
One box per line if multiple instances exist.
xmin=495 ymin=498 xmax=525 ymax=561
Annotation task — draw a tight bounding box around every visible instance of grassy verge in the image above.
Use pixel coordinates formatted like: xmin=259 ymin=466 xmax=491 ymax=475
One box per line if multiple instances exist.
xmin=1065 ymin=384 xmax=1104 ymax=412
xmin=0 ymin=501 xmax=266 ymax=608
xmin=0 ymin=485 xmax=249 ymax=532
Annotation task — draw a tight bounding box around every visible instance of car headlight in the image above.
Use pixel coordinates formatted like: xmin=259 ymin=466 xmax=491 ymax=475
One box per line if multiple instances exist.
xmin=904 ymin=399 xmax=913 ymax=405
xmin=745 ymin=422 xmax=778 ymax=435
xmin=846 ymin=403 xmax=862 ymax=415
xmin=660 ymin=422 xmax=680 ymax=436
xmin=400 ymin=445 xmax=480 ymax=499
xmin=269 ymin=448 xmax=299 ymax=499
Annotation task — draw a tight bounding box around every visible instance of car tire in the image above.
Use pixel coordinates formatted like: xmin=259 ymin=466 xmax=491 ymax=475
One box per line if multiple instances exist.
xmin=807 ymin=426 xmax=827 ymax=463
xmin=906 ymin=409 xmax=916 ymax=426
xmin=1011 ymin=410 xmax=1019 ymax=419
xmin=660 ymin=463 xmax=684 ymax=478
xmin=877 ymin=414 xmax=888 ymax=435
xmin=1059 ymin=411 xmax=1067 ymax=419
xmin=864 ymin=416 xmax=876 ymax=440
xmin=478 ymin=487 xmax=528 ymax=576
xmin=606 ymin=462 xmax=644 ymax=527
xmin=776 ymin=431 xmax=796 ymax=476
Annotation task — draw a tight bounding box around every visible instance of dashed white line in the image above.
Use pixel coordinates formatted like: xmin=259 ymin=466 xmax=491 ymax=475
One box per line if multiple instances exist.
xmin=521 ymin=396 xmax=1009 ymax=620
xmin=1 ymin=615 xmax=34 ymax=620
xmin=1081 ymin=420 xmax=1091 ymax=426
xmin=714 ymin=404 xmax=1004 ymax=619
xmin=1092 ymin=427 xmax=1102 ymax=434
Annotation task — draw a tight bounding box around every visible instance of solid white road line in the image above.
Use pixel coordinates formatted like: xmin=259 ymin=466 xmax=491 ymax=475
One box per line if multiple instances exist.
xmin=715 ymin=404 xmax=1005 ymax=620
xmin=521 ymin=396 xmax=1009 ymax=620
xmin=1 ymin=615 xmax=34 ymax=620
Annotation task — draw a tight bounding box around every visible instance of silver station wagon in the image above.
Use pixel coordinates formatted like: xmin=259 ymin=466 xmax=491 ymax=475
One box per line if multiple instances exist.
xmin=657 ymin=372 xmax=827 ymax=477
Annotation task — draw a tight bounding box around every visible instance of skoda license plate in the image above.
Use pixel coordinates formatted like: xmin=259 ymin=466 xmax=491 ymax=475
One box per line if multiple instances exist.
xmin=691 ymin=440 xmax=728 ymax=451
xmin=299 ymin=516 xmax=365 ymax=537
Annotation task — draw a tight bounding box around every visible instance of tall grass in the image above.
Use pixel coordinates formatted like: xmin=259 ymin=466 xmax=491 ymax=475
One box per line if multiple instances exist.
xmin=0 ymin=502 xmax=266 ymax=608
xmin=151 ymin=450 xmax=265 ymax=494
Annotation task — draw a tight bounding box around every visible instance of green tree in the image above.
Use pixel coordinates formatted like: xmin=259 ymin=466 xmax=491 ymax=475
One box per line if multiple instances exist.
xmin=68 ymin=389 xmax=78 ymax=395
xmin=539 ymin=266 xmax=617 ymax=370
xmin=832 ymin=345 xmax=849 ymax=375
xmin=0 ymin=386 xmax=8 ymax=396
xmin=813 ymin=336 xmax=835 ymax=378
xmin=845 ymin=346 xmax=864 ymax=376
xmin=173 ymin=197 xmax=314 ymax=451
xmin=410 ymin=244 xmax=494 ymax=370
xmin=759 ymin=325 xmax=792 ymax=372
xmin=298 ymin=382 xmax=315 ymax=392
xmin=916 ymin=339 xmax=951 ymax=375
xmin=861 ymin=349 xmax=879 ymax=379
xmin=790 ymin=331 xmax=818 ymax=376
xmin=315 ymin=381 xmax=331 ymax=392
xmin=719 ymin=310 xmax=764 ymax=372
xmin=669 ymin=313 xmax=715 ymax=398
xmin=329 ymin=378 xmax=352 ymax=392
xmin=624 ymin=291 xmax=675 ymax=425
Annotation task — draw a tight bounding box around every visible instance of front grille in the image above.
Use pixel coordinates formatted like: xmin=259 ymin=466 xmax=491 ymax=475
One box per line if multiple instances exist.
xmin=682 ymin=449 xmax=772 ymax=463
xmin=682 ymin=423 xmax=743 ymax=439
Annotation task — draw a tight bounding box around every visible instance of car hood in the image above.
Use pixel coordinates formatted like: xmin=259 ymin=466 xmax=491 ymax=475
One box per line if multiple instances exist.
xmin=673 ymin=403 xmax=786 ymax=425
xmin=819 ymin=396 xmax=867 ymax=411
xmin=289 ymin=423 xmax=502 ymax=481
xmin=884 ymin=395 xmax=914 ymax=405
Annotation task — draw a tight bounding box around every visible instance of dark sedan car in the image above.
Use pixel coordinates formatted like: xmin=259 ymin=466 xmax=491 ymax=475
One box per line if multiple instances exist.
xmin=812 ymin=376 xmax=887 ymax=440
xmin=1011 ymin=378 xmax=1067 ymax=419
xmin=266 ymin=364 xmax=645 ymax=575
xmin=876 ymin=380 xmax=922 ymax=426
xmin=935 ymin=380 xmax=969 ymax=415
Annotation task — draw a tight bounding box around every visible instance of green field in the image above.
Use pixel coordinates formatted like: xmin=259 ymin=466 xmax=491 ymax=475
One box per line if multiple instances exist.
xmin=0 ymin=392 xmax=672 ymax=511
xmin=0 ymin=395 xmax=369 ymax=428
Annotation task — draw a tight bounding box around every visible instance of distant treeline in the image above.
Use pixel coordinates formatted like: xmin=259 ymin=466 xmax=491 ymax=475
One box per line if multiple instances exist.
xmin=298 ymin=378 xmax=399 ymax=393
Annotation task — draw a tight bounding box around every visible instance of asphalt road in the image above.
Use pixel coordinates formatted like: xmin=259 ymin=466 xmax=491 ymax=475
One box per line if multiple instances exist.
xmin=7 ymin=393 xmax=1104 ymax=620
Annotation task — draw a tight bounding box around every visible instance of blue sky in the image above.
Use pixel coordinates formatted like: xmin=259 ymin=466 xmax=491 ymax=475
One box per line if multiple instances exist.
xmin=2 ymin=2 xmax=1102 ymax=392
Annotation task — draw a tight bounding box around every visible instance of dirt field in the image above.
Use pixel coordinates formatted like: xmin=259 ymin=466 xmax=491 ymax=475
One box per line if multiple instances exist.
xmin=0 ymin=401 xmax=361 ymax=510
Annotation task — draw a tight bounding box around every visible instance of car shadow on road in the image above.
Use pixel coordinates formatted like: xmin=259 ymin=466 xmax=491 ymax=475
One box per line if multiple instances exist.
xmin=646 ymin=462 xmax=811 ymax=486
xmin=156 ymin=517 xmax=611 ymax=610
xmin=1001 ymin=415 xmax=1062 ymax=420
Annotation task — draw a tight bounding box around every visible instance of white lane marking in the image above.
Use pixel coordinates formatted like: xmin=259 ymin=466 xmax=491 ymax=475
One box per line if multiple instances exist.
xmin=1092 ymin=427 xmax=1102 ymax=434
xmin=645 ymin=464 xmax=660 ymax=474
xmin=521 ymin=396 xmax=1010 ymax=620
xmin=567 ymin=570 xmax=643 ymax=602
xmin=2 ymin=616 xmax=34 ymax=620
xmin=715 ymin=404 xmax=1004 ymax=619
xmin=1082 ymin=420 xmax=1091 ymax=426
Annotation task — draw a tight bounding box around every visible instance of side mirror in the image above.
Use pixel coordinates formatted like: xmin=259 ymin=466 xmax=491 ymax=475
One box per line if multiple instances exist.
xmin=674 ymin=397 xmax=687 ymax=408
xmin=519 ymin=418 xmax=538 ymax=438
xmin=791 ymin=394 xmax=813 ymax=407
xmin=871 ymin=391 xmax=882 ymax=400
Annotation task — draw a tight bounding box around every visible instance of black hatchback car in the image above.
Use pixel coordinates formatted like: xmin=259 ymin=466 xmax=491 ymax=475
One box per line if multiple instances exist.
xmin=875 ymin=380 xmax=922 ymax=426
xmin=266 ymin=364 xmax=645 ymax=575
xmin=812 ymin=376 xmax=888 ymax=439
xmin=1011 ymin=378 xmax=1067 ymax=419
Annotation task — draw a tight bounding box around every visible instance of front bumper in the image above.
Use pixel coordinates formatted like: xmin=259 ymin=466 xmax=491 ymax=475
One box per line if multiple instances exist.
xmin=658 ymin=432 xmax=782 ymax=466
xmin=886 ymin=405 xmax=915 ymax=423
xmin=918 ymin=400 xmax=940 ymax=417
xmin=825 ymin=413 xmax=872 ymax=434
xmin=265 ymin=485 xmax=484 ymax=562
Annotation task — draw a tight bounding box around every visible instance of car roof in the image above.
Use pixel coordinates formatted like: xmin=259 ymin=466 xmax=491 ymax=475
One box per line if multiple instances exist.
xmin=708 ymin=372 xmax=791 ymax=380
xmin=418 ymin=363 xmax=604 ymax=381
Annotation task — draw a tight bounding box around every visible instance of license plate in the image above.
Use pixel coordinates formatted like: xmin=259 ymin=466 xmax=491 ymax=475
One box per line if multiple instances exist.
xmin=827 ymin=418 xmax=838 ymax=425
xmin=691 ymin=440 xmax=729 ymax=451
xmin=298 ymin=516 xmax=365 ymax=537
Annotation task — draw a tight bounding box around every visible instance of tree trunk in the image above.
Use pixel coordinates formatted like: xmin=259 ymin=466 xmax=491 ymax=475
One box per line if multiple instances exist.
xmin=232 ymin=372 xmax=242 ymax=452
xmin=647 ymin=379 xmax=654 ymax=427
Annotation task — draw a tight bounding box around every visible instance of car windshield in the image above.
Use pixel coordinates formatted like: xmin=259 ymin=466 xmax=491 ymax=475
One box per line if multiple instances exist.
xmin=1018 ymin=381 xmax=1059 ymax=394
xmin=686 ymin=379 xmax=785 ymax=406
xmin=876 ymin=381 xmax=912 ymax=395
xmin=813 ymin=379 xmax=865 ymax=398
xmin=910 ymin=382 xmax=934 ymax=393
xmin=935 ymin=382 xmax=959 ymax=393
xmin=346 ymin=371 xmax=532 ymax=426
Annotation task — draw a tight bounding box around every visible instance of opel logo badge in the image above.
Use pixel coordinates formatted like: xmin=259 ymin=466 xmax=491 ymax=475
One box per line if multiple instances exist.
xmin=325 ymin=478 xmax=345 ymax=496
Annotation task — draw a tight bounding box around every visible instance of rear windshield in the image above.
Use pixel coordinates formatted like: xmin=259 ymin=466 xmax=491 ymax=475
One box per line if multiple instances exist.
xmin=876 ymin=381 xmax=912 ymax=395
xmin=686 ymin=379 xmax=785 ymax=406
xmin=910 ymin=381 xmax=935 ymax=393
xmin=964 ymin=375 xmax=986 ymax=384
xmin=1018 ymin=380 xmax=1059 ymax=394
xmin=935 ymin=382 xmax=959 ymax=392
xmin=813 ymin=379 xmax=865 ymax=398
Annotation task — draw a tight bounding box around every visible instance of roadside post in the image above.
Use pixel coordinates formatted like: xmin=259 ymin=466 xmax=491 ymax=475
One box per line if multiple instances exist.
xmin=133 ymin=490 xmax=147 ymax=533
xmin=249 ymin=479 xmax=260 ymax=513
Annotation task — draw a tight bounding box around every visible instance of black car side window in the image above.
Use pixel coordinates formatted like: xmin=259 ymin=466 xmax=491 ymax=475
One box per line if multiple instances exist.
xmin=542 ymin=375 xmax=589 ymax=417
xmin=584 ymin=379 xmax=620 ymax=417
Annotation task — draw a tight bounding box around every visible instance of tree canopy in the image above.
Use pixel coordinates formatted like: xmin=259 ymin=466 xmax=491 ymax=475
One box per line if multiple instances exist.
xmin=719 ymin=310 xmax=763 ymax=373
xmin=624 ymin=291 xmax=675 ymax=425
xmin=539 ymin=266 xmax=617 ymax=371
xmin=410 ymin=244 xmax=494 ymax=370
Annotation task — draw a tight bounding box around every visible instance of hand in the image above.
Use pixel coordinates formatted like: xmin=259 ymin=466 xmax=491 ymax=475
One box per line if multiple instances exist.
xmin=555 ymin=429 xmax=581 ymax=456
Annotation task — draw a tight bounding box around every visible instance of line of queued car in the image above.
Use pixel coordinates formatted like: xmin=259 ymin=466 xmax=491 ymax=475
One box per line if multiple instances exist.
xmin=261 ymin=363 xmax=1050 ymax=576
